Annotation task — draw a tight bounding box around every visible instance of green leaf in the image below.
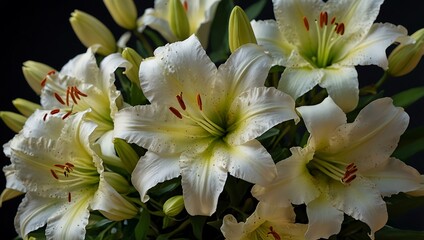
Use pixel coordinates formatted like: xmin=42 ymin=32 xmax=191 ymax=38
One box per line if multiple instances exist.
xmin=207 ymin=0 xmax=233 ymax=63
xmin=385 ymin=193 xmax=424 ymax=217
xmin=392 ymin=86 xmax=424 ymax=108
xmin=243 ymin=0 xmax=268 ymax=20
xmin=375 ymin=225 xmax=424 ymax=240
xmin=190 ymin=215 xmax=207 ymax=239
xmin=135 ymin=209 xmax=151 ymax=240
xmin=393 ymin=126 xmax=424 ymax=160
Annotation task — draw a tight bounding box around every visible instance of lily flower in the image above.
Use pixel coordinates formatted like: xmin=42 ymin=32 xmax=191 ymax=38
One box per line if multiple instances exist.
xmin=39 ymin=47 xmax=133 ymax=169
xmin=137 ymin=0 xmax=222 ymax=48
xmin=252 ymin=97 xmax=422 ymax=239
xmin=114 ymin=35 xmax=299 ymax=216
xmin=8 ymin=110 xmax=137 ymax=240
xmin=251 ymin=0 xmax=408 ymax=112
xmin=221 ymin=202 xmax=307 ymax=240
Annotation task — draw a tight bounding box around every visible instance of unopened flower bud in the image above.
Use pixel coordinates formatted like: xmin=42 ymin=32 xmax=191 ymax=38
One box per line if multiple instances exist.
xmin=103 ymin=0 xmax=138 ymax=30
xmin=113 ymin=138 xmax=140 ymax=173
xmin=70 ymin=10 xmax=117 ymax=55
xmin=103 ymin=172 xmax=131 ymax=194
xmin=163 ymin=195 xmax=184 ymax=217
xmin=22 ymin=60 xmax=56 ymax=95
xmin=0 ymin=111 xmax=27 ymax=133
xmin=388 ymin=28 xmax=424 ymax=77
xmin=12 ymin=98 xmax=41 ymax=117
xmin=228 ymin=6 xmax=257 ymax=53
xmin=168 ymin=0 xmax=190 ymax=40
xmin=122 ymin=47 xmax=143 ymax=86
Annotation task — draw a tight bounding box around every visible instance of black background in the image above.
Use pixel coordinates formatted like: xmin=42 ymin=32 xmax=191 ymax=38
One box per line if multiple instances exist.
xmin=1 ymin=1 xmax=423 ymax=239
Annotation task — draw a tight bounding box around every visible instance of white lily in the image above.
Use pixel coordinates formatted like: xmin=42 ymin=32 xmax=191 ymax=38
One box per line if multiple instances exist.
xmin=114 ymin=35 xmax=299 ymax=216
xmin=252 ymin=97 xmax=422 ymax=240
xmin=9 ymin=110 xmax=137 ymax=240
xmin=39 ymin=47 xmax=133 ymax=169
xmin=251 ymin=0 xmax=408 ymax=112
xmin=40 ymin=46 xmax=130 ymax=133
xmin=221 ymin=202 xmax=307 ymax=240
xmin=137 ymin=0 xmax=221 ymax=47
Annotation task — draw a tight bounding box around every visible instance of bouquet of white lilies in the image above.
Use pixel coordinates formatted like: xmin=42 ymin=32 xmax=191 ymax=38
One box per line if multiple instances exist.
xmin=1 ymin=0 xmax=424 ymax=239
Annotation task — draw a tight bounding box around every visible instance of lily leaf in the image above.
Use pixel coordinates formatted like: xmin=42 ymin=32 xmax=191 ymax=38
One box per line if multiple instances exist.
xmin=392 ymin=86 xmax=424 ymax=108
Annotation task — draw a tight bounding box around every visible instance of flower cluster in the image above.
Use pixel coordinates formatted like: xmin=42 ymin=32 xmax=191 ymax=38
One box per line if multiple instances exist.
xmin=1 ymin=0 xmax=424 ymax=240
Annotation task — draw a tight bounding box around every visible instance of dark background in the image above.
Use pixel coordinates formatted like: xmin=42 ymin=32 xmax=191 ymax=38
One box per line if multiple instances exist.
xmin=1 ymin=1 xmax=423 ymax=239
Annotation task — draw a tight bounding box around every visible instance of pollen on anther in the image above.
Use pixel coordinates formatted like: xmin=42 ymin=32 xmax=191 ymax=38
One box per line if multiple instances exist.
xmin=43 ymin=113 xmax=48 ymax=121
xmin=47 ymin=70 xmax=56 ymax=76
xmin=336 ymin=23 xmax=345 ymax=35
xmin=303 ymin=16 xmax=309 ymax=31
xmin=169 ymin=107 xmax=183 ymax=119
xmin=50 ymin=109 xmax=60 ymax=115
xmin=196 ymin=94 xmax=203 ymax=111
xmin=54 ymin=93 xmax=66 ymax=105
xmin=176 ymin=92 xmax=186 ymax=110
xmin=41 ymin=78 xmax=47 ymax=87
xmin=183 ymin=0 xmax=188 ymax=11
xmin=68 ymin=192 xmax=72 ymax=202
xmin=320 ymin=12 xmax=328 ymax=28
xmin=62 ymin=111 xmax=72 ymax=120
xmin=50 ymin=169 xmax=59 ymax=179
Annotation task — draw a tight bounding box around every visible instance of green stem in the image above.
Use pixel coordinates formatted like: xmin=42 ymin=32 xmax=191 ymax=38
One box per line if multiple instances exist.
xmin=374 ymin=71 xmax=390 ymax=90
xmin=160 ymin=218 xmax=191 ymax=238
xmin=133 ymin=30 xmax=154 ymax=57
xmin=271 ymin=123 xmax=292 ymax=150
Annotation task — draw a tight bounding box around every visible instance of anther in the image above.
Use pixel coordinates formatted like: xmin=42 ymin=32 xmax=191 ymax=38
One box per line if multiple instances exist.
xmin=54 ymin=93 xmax=66 ymax=105
xmin=70 ymin=87 xmax=78 ymax=104
xmin=43 ymin=113 xmax=48 ymax=121
xmin=50 ymin=169 xmax=59 ymax=180
xmin=41 ymin=78 xmax=47 ymax=87
xmin=47 ymin=70 xmax=56 ymax=76
xmin=303 ymin=16 xmax=309 ymax=31
xmin=176 ymin=92 xmax=186 ymax=110
xmin=50 ymin=109 xmax=60 ymax=115
xmin=320 ymin=12 xmax=328 ymax=28
xmin=183 ymin=0 xmax=188 ymax=11
xmin=330 ymin=16 xmax=336 ymax=24
xmin=62 ymin=111 xmax=72 ymax=120
xmin=169 ymin=107 xmax=183 ymax=119
xmin=336 ymin=23 xmax=345 ymax=35
xmin=267 ymin=226 xmax=281 ymax=240
xmin=196 ymin=94 xmax=203 ymax=111
xmin=74 ymin=87 xmax=87 ymax=97
xmin=68 ymin=192 xmax=72 ymax=202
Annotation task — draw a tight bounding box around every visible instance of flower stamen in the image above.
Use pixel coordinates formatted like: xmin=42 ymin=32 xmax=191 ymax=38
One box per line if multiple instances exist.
xmin=267 ymin=226 xmax=281 ymax=240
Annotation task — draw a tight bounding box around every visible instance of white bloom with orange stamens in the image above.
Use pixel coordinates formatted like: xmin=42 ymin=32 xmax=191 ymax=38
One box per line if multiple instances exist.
xmin=221 ymin=202 xmax=307 ymax=240
xmin=7 ymin=110 xmax=137 ymax=240
xmin=114 ymin=35 xmax=299 ymax=216
xmin=137 ymin=0 xmax=221 ymax=47
xmin=252 ymin=97 xmax=422 ymax=240
xmin=251 ymin=0 xmax=408 ymax=112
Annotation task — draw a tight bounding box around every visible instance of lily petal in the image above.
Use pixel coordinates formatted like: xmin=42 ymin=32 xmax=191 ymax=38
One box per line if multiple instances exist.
xmin=91 ymin=180 xmax=138 ymax=221
xmin=250 ymin=19 xmax=294 ymax=66
xmin=226 ymin=87 xmax=298 ymax=145
xmin=328 ymin=177 xmax=388 ymax=236
xmin=226 ymin=139 xmax=277 ymax=186
xmin=114 ymin=104 xmax=212 ymax=153
xmin=180 ymin=142 xmax=228 ymax=216
xmin=131 ymin=151 xmax=180 ymax=202
xmin=322 ymin=98 xmax=409 ymax=171
xmin=362 ymin=157 xmax=422 ymax=197
xmin=278 ymin=67 xmax=323 ymax=101
xmin=139 ymin=34 xmax=217 ymax=106
xmin=318 ymin=67 xmax=359 ymax=112
xmin=215 ymin=44 xmax=272 ymax=105
xmin=305 ymin=194 xmax=344 ymax=240
xmin=341 ymin=23 xmax=408 ymax=69
xmin=297 ymin=96 xmax=346 ymax=149
xmin=252 ymin=146 xmax=320 ymax=206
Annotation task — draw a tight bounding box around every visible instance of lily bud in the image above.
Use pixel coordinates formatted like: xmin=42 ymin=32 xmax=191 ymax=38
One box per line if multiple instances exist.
xmin=113 ymin=138 xmax=140 ymax=174
xmin=0 ymin=111 xmax=27 ymax=133
xmin=70 ymin=10 xmax=117 ymax=55
xmin=388 ymin=28 xmax=424 ymax=77
xmin=168 ymin=0 xmax=190 ymax=40
xmin=22 ymin=60 xmax=56 ymax=95
xmin=228 ymin=6 xmax=257 ymax=53
xmin=12 ymin=98 xmax=41 ymax=117
xmin=103 ymin=172 xmax=131 ymax=194
xmin=122 ymin=47 xmax=143 ymax=86
xmin=103 ymin=0 xmax=138 ymax=30
xmin=163 ymin=195 xmax=184 ymax=217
